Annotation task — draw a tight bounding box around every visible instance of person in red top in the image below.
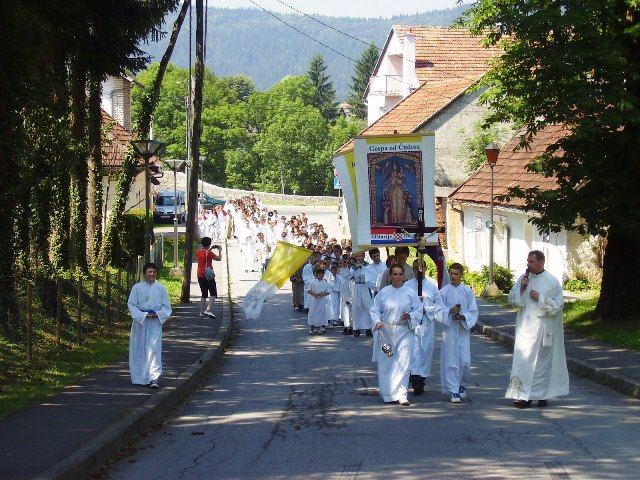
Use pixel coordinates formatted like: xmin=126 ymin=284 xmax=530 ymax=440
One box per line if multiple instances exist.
xmin=196 ymin=237 xmax=222 ymax=318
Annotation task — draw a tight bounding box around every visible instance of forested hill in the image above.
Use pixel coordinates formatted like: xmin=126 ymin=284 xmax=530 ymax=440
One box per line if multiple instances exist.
xmin=140 ymin=6 xmax=465 ymax=100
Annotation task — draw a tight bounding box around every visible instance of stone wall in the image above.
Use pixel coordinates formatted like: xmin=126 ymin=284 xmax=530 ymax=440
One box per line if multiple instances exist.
xmin=155 ymin=172 xmax=339 ymax=206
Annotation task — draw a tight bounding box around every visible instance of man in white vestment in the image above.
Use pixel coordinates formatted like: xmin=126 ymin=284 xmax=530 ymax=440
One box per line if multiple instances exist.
xmin=370 ymin=265 xmax=423 ymax=406
xmin=439 ymin=263 xmax=478 ymax=403
xmin=405 ymin=260 xmax=446 ymax=395
xmin=127 ymin=263 xmax=172 ymax=389
xmin=506 ymin=250 xmax=569 ymax=408
xmin=302 ymin=253 xmax=318 ymax=313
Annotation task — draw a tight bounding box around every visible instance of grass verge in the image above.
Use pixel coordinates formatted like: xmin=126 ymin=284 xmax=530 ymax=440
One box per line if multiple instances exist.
xmin=0 ymin=265 xmax=183 ymax=419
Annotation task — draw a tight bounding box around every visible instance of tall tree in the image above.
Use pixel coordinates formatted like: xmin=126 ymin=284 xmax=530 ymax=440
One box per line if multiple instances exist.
xmin=347 ymin=44 xmax=379 ymax=120
xmin=181 ymin=0 xmax=206 ymax=303
xmin=307 ymin=53 xmax=338 ymax=123
xmin=463 ymin=0 xmax=640 ymax=320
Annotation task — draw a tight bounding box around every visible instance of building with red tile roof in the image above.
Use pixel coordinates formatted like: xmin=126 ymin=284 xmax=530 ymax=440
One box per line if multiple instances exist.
xmin=447 ymin=124 xmax=601 ymax=283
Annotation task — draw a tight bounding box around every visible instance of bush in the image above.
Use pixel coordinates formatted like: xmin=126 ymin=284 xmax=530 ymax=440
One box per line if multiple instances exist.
xmin=461 ymin=263 xmax=514 ymax=296
xmin=565 ymin=278 xmax=600 ymax=292
xmin=111 ymin=208 xmax=147 ymax=267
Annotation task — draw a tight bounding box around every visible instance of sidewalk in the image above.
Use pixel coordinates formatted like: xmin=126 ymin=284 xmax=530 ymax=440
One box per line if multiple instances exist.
xmin=2 ymin=245 xmax=640 ymax=479
xmin=0 ymin=246 xmax=233 ymax=480
xmin=475 ymin=297 xmax=640 ymax=399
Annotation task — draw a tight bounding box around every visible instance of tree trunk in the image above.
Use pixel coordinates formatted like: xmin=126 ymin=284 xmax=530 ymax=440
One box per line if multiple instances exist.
xmin=69 ymin=59 xmax=88 ymax=271
xmin=181 ymin=0 xmax=204 ymax=303
xmin=86 ymin=74 xmax=103 ymax=264
xmin=97 ymin=0 xmax=191 ymax=267
xmin=595 ymin=231 xmax=640 ymax=320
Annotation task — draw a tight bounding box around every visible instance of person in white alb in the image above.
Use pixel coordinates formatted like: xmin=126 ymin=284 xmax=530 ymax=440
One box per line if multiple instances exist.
xmin=127 ymin=263 xmax=172 ymax=389
xmin=506 ymin=250 xmax=569 ymax=408
xmin=404 ymin=260 xmax=446 ymax=395
xmin=438 ymin=263 xmax=478 ymax=403
xmin=370 ymin=264 xmax=423 ymax=406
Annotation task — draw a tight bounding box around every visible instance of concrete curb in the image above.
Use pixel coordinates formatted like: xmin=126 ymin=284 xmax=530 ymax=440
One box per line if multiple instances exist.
xmin=34 ymin=300 xmax=233 ymax=480
xmin=475 ymin=321 xmax=640 ymax=400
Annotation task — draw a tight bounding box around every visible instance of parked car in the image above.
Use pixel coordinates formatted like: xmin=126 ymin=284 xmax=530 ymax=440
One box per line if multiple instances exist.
xmin=198 ymin=192 xmax=225 ymax=211
xmin=154 ymin=190 xmax=186 ymax=223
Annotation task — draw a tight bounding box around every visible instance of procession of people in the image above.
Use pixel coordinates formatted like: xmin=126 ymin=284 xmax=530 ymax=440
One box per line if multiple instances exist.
xmin=128 ymin=193 xmax=569 ymax=410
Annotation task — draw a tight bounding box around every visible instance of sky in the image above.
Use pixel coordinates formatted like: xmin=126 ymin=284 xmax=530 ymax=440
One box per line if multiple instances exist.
xmin=212 ymin=0 xmax=464 ymax=18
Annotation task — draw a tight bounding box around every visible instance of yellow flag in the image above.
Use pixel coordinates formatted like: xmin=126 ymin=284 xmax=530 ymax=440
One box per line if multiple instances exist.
xmin=242 ymin=241 xmax=312 ymax=320
xmin=262 ymin=241 xmax=313 ymax=288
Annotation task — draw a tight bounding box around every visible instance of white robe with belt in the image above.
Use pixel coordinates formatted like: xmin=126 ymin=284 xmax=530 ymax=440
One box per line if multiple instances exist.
xmin=505 ymin=270 xmax=569 ymax=401
xmin=127 ymin=280 xmax=172 ymax=385
xmin=351 ymin=267 xmax=373 ymax=330
xmin=307 ymin=278 xmax=332 ymax=327
xmin=370 ymin=285 xmax=422 ymax=402
xmin=439 ymin=283 xmax=478 ymax=393
xmin=404 ymin=278 xmax=446 ymax=378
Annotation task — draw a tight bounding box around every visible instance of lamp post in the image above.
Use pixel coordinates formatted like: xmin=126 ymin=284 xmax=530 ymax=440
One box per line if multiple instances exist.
xmin=199 ymin=155 xmax=206 ymax=197
xmin=165 ymin=159 xmax=186 ymax=274
xmin=131 ymin=139 xmax=166 ymax=265
xmin=482 ymin=142 xmax=501 ymax=297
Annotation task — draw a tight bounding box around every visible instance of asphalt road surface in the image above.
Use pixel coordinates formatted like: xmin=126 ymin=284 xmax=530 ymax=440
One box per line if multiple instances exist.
xmin=106 ymin=209 xmax=640 ymax=480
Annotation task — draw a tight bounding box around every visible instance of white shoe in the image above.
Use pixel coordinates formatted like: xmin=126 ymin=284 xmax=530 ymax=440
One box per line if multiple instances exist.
xmin=203 ymin=310 xmax=216 ymax=318
xmin=458 ymin=386 xmax=467 ymax=399
xmin=451 ymin=393 xmax=461 ymax=403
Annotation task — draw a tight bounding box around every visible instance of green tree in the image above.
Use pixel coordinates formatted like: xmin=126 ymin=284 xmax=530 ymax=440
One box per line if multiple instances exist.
xmin=463 ymin=0 xmax=640 ymax=320
xmin=347 ymin=44 xmax=379 ymax=120
xmin=307 ymin=53 xmax=338 ymax=123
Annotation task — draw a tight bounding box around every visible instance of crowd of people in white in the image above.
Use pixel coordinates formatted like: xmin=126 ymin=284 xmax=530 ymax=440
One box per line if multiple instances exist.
xmin=198 ymin=194 xmax=568 ymax=409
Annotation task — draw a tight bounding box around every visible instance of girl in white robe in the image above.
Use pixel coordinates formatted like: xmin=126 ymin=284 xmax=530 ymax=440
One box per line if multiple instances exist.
xmin=127 ymin=264 xmax=172 ymax=387
xmin=307 ymin=268 xmax=332 ymax=334
xmin=370 ymin=265 xmax=422 ymax=405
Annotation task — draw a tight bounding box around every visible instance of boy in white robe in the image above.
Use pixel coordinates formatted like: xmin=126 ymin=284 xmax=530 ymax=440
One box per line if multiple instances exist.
xmin=127 ymin=263 xmax=172 ymax=388
xmin=506 ymin=250 xmax=569 ymax=408
xmin=307 ymin=266 xmax=332 ymax=334
xmin=438 ymin=263 xmax=478 ymax=403
xmin=350 ymin=259 xmax=373 ymax=337
xmin=404 ymin=260 xmax=446 ymax=395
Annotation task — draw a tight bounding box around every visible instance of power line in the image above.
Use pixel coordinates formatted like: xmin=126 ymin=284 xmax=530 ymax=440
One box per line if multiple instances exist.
xmin=247 ymin=0 xmax=359 ymax=64
xmin=272 ymin=0 xmax=382 ymax=51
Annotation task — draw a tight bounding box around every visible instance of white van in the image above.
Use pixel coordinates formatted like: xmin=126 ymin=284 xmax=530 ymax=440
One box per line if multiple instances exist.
xmin=154 ymin=190 xmax=186 ymax=223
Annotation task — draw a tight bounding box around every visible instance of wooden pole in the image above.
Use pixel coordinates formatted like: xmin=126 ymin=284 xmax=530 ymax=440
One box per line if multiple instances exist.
xmin=117 ymin=269 xmax=123 ymax=322
xmin=76 ymin=277 xmax=83 ymax=342
xmin=56 ymin=278 xmax=62 ymax=347
xmin=26 ymin=284 xmax=33 ymax=361
xmin=93 ymin=273 xmax=99 ymax=324
xmin=106 ymin=271 xmax=112 ymax=326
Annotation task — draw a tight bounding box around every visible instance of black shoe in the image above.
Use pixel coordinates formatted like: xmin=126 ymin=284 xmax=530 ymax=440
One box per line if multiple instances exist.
xmin=537 ymin=399 xmax=548 ymax=407
xmin=365 ymin=329 xmax=373 ymax=337
xmin=304 ymin=308 xmax=309 ymax=313
xmin=514 ymin=400 xmax=532 ymax=409
xmin=343 ymin=327 xmax=350 ymax=335
xmin=353 ymin=330 xmax=361 ymax=337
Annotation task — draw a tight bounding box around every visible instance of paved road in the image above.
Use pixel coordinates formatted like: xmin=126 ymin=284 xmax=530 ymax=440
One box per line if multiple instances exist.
xmin=105 ymin=234 xmax=640 ymax=479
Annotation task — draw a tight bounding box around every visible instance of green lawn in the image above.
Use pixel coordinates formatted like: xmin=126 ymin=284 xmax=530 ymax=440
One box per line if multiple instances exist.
xmin=485 ymin=292 xmax=640 ymax=351
xmin=0 ymin=265 xmax=183 ymax=419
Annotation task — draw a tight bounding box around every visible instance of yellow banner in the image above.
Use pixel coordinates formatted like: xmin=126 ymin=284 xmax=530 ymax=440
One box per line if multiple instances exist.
xmin=261 ymin=241 xmax=313 ymax=288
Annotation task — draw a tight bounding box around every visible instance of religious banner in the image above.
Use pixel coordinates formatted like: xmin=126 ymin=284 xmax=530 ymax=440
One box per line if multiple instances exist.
xmin=332 ymin=149 xmax=360 ymax=247
xmin=353 ymin=133 xmax=437 ymax=247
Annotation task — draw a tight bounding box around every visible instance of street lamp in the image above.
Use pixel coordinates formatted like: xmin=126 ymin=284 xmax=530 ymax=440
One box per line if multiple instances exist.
xmin=131 ymin=139 xmax=166 ymax=265
xmin=482 ymin=141 xmax=501 ymax=297
xmin=165 ymin=159 xmax=186 ymax=274
xmin=199 ymin=155 xmax=206 ymax=197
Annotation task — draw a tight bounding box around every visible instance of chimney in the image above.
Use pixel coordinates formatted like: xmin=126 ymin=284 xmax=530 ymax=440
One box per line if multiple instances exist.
xmin=403 ymin=33 xmax=416 ymax=98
